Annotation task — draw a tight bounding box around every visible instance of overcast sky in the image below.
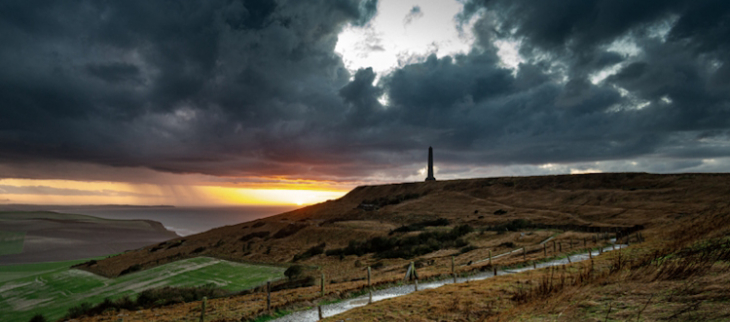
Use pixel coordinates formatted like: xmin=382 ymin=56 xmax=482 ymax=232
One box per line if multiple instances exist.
xmin=1 ymin=0 xmax=730 ymax=205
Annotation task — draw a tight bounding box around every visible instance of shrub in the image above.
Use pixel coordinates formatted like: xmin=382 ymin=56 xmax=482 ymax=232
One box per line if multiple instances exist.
xmin=488 ymin=219 xmax=532 ymax=232
xmin=29 ymin=314 xmax=46 ymax=322
xmin=389 ymin=218 xmax=451 ymax=235
xmin=136 ymin=285 xmax=226 ymax=308
xmin=273 ymin=224 xmax=307 ymax=239
xmin=460 ymin=245 xmax=478 ymax=254
xmin=493 ymin=209 xmax=508 ymax=215
xmin=359 ymin=193 xmax=422 ymax=209
xmin=327 ymin=224 xmax=475 ymax=259
xmin=499 ymin=242 xmax=516 ymax=248
xmin=65 ymin=302 xmax=92 ymax=319
xmin=270 ymin=276 xmax=315 ymax=292
xmin=119 ymin=264 xmax=142 ymax=276
xmin=239 ymin=231 xmax=270 ymax=242
xmin=284 ymin=265 xmax=304 ymax=280
xmin=191 ymin=247 xmax=206 ymax=254
xmin=166 ymin=239 xmax=185 ymax=249
xmin=293 ymin=243 xmax=326 ymax=261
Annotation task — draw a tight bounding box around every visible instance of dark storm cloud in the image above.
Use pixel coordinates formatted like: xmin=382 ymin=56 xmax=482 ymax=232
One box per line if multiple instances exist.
xmin=1 ymin=0 xmax=730 ymax=183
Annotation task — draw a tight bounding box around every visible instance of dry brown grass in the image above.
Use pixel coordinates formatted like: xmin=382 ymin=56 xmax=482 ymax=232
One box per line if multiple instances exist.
xmin=325 ymin=205 xmax=730 ymax=321
xmin=71 ymin=173 xmax=730 ymax=321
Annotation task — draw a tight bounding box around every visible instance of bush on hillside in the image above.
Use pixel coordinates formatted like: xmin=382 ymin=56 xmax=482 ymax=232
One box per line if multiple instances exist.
xmin=119 ymin=264 xmax=142 ymax=276
xmin=389 ymin=218 xmax=450 ymax=235
xmin=358 ymin=193 xmax=423 ymax=210
xmin=284 ymin=265 xmax=304 ymax=280
xmin=239 ymin=231 xmax=270 ymax=242
xmin=136 ymin=284 xmax=226 ymax=307
xmin=293 ymin=242 xmax=326 ymax=261
xmin=487 ymin=219 xmax=531 ymax=232
xmin=460 ymin=245 xmax=478 ymax=254
xmin=29 ymin=314 xmax=46 ymax=322
xmin=273 ymin=224 xmax=307 ymax=239
xmin=64 ymin=285 xmax=227 ymax=319
xmin=326 ymin=224 xmax=475 ymax=259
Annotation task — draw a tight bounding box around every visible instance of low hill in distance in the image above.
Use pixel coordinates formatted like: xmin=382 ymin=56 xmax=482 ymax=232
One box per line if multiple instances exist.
xmin=0 ymin=211 xmax=178 ymax=265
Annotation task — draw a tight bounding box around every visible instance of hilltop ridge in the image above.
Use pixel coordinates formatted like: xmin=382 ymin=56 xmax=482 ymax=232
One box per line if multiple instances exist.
xmin=81 ymin=172 xmax=729 ymax=278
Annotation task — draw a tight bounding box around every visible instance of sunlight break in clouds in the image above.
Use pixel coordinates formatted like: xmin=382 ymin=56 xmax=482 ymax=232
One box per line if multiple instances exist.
xmin=336 ymin=0 xmax=476 ymax=78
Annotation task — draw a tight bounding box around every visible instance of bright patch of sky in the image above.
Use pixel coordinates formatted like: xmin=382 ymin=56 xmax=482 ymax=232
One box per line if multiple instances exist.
xmin=336 ymin=0 xmax=476 ymax=78
xmin=494 ymin=39 xmax=524 ymax=70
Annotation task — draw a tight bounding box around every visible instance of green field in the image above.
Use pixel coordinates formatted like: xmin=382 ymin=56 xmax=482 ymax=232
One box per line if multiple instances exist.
xmin=0 ymin=231 xmax=25 ymax=256
xmin=0 ymin=257 xmax=285 ymax=322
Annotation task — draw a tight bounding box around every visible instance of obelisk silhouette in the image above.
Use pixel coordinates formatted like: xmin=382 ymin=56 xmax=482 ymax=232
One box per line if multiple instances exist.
xmin=426 ymin=146 xmax=436 ymax=181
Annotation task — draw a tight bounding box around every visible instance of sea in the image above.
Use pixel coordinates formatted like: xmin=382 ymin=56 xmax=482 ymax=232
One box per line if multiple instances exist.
xmin=2 ymin=205 xmax=297 ymax=237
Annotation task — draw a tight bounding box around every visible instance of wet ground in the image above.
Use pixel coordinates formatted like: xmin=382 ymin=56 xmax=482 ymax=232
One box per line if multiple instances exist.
xmin=273 ymin=242 xmax=626 ymax=322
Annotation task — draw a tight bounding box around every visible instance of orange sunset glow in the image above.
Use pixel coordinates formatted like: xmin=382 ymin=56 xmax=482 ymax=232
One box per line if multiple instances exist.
xmin=0 ymin=178 xmax=347 ymax=206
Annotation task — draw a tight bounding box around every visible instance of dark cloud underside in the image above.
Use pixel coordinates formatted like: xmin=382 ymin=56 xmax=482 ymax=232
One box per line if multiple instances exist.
xmin=0 ymin=0 xmax=729 ymax=183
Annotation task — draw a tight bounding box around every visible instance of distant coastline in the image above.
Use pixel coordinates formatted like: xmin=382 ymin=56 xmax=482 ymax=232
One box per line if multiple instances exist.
xmin=0 ymin=211 xmax=179 ymax=265
xmin=0 ymin=204 xmax=176 ymax=211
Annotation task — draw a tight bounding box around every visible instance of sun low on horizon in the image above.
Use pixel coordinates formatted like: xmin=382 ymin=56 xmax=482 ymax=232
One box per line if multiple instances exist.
xmin=0 ymin=178 xmax=347 ymax=207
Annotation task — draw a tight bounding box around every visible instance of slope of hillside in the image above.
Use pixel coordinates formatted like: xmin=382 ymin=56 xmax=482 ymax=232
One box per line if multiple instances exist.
xmin=81 ymin=173 xmax=729 ymax=278
xmin=66 ymin=172 xmax=730 ymax=321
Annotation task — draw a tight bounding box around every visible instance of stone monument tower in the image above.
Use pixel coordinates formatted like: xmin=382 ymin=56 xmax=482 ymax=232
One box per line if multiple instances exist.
xmin=426 ymin=146 xmax=436 ymax=181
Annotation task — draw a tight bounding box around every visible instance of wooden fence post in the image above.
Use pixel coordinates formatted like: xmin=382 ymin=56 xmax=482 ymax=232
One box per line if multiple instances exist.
xmin=199 ymin=296 xmax=207 ymax=322
xmin=411 ymin=261 xmax=418 ymax=291
xmin=368 ymin=266 xmax=372 ymax=304
xmin=266 ymin=281 xmax=271 ymax=314
xmin=321 ymin=273 xmax=325 ymax=296
xmin=559 ymin=242 xmax=562 ymax=252
xmin=493 ymin=266 xmax=497 ymax=276
xmin=452 ymin=256 xmax=456 ymax=283
xmin=318 ymin=305 xmax=323 ymax=320
xmin=553 ymin=240 xmax=556 ymax=253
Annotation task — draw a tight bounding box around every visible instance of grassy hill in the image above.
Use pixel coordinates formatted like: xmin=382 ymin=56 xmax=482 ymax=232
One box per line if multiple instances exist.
xmin=67 ymin=172 xmax=730 ymax=321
